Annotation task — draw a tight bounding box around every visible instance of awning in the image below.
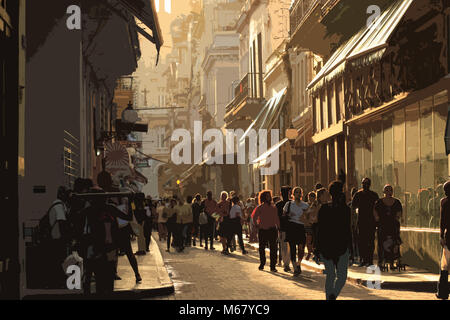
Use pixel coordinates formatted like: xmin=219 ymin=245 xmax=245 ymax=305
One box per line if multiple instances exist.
xmin=118 ymin=0 xmax=164 ymax=63
xmin=240 ymin=87 xmax=287 ymax=142
xmin=307 ymin=0 xmax=414 ymax=92
xmin=252 ymin=138 xmax=289 ymax=167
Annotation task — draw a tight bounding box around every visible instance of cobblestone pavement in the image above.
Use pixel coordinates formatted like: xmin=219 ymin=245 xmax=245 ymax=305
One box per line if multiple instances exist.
xmin=147 ymin=234 xmax=437 ymax=301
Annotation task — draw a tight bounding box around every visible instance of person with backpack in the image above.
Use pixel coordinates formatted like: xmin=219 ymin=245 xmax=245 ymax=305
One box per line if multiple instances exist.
xmin=41 ymin=186 xmax=70 ymax=288
xmin=79 ymin=188 xmax=133 ymax=296
xmin=283 ymin=187 xmax=309 ymax=276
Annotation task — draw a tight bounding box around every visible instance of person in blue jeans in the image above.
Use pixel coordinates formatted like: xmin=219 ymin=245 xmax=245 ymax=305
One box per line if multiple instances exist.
xmin=317 ymin=181 xmax=352 ymax=300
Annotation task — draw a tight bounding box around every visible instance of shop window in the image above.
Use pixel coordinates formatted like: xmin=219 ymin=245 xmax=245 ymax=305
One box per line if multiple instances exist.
xmin=372 ymin=119 xmax=383 ymax=195
xmin=383 ymin=115 xmax=393 ymax=186
xmin=393 ymin=108 xmax=406 ymax=224
xmin=405 ymin=103 xmax=420 ymax=227
xmin=354 ymin=127 xmax=364 ymax=186
xmin=419 ymin=97 xmax=434 ymax=228
xmin=363 ymin=126 xmax=372 ymax=182
xmin=433 ymin=91 xmax=449 ymax=228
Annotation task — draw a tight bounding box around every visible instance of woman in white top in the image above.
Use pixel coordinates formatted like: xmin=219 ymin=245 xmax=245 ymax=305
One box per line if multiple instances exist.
xmin=228 ymin=196 xmax=248 ymax=254
xmin=157 ymin=200 xmax=168 ymax=241
xmin=283 ymin=187 xmax=309 ymax=276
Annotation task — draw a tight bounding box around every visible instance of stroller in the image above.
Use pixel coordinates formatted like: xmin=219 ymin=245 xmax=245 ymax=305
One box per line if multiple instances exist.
xmin=377 ymin=221 xmax=406 ymax=272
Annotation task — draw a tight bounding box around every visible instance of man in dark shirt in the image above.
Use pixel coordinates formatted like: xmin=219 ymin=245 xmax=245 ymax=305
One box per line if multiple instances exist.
xmin=351 ymin=178 xmax=379 ymax=267
xmin=192 ymin=194 xmax=203 ymax=247
xmin=276 ymin=186 xmax=291 ymax=272
xmin=437 ymin=181 xmax=450 ymax=299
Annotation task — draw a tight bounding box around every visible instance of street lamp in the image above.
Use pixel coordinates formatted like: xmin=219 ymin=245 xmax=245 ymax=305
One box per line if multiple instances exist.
xmin=285 ymin=125 xmax=299 ymax=150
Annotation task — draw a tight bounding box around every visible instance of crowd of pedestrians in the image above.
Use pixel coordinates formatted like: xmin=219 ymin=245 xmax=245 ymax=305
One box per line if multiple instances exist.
xmin=40 ymin=171 xmax=450 ymax=300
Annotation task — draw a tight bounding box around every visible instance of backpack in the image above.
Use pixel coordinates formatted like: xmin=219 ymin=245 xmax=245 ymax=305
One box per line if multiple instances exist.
xmin=199 ymin=211 xmax=208 ymax=225
xmin=38 ymin=200 xmax=64 ymax=243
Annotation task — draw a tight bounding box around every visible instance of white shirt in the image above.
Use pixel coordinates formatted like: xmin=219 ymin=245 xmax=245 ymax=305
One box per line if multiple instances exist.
xmin=283 ymin=200 xmax=309 ymax=225
xmin=229 ymin=204 xmax=242 ymax=219
xmin=49 ymin=200 xmax=67 ymax=239
xmin=157 ymin=206 xmax=167 ymax=223
xmin=145 ymin=206 xmax=152 ymax=217
xmin=117 ymin=204 xmax=130 ymax=228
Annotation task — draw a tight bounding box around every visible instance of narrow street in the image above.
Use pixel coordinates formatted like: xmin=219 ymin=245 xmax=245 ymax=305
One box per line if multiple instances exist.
xmin=148 ymin=233 xmax=434 ymax=300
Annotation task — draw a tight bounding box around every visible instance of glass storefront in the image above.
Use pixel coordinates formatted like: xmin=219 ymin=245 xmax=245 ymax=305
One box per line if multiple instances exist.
xmin=353 ymin=90 xmax=449 ymax=229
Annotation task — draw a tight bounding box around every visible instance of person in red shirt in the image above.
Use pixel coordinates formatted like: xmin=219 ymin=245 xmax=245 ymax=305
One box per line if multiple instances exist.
xmin=252 ymin=190 xmax=280 ymax=272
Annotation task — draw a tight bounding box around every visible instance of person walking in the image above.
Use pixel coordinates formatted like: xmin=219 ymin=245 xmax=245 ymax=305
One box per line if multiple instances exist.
xmin=79 ymin=188 xmax=133 ymax=297
xmin=157 ymin=200 xmax=168 ymax=242
xmin=217 ymin=191 xmax=232 ymax=255
xmin=275 ymin=186 xmax=291 ymax=272
xmin=252 ymin=191 xmax=280 ymax=272
xmin=132 ymin=193 xmax=148 ymax=256
xmin=143 ymin=197 xmax=153 ymax=253
xmin=173 ymin=198 xmax=189 ymax=252
xmin=47 ymin=186 xmax=70 ymax=288
xmin=202 ymin=191 xmax=217 ymax=250
xmin=247 ymin=198 xmax=258 ymax=243
xmin=192 ymin=194 xmax=203 ymax=246
xmin=115 ymin=196 xmax=142 ymax=283
xmin=351 ymin=178 xmax=379 ymax=267
xmin=348 ymin=187 xmax=359 ymax=266
xmin=183 ymin=196 xmax=194 ymax=247
xmin=283 ymin=187 xmax=309 ymax=276
xmin=229 ymin=196 xmax=248 ymax=254
xmin=373 ymin=184 xmax=403 ymax=269
xmin=310 ymin=188 xmax=328 ymax=264
xmin=305 ymin=192 xmax=316 ymax=261
xmin=165 ymin=199 xmax=178 ymax=253
xmin=317 ymin=181 xmax=352 ymax=300
xmin=437 ymin=180 xmax=450 ymax=300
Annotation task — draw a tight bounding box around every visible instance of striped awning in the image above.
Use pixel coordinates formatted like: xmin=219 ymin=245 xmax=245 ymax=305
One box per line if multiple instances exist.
xmin=240 ymin=87 xmax=287 ymax=142
xmin=307 ymin=0 xmax=414 ymax=92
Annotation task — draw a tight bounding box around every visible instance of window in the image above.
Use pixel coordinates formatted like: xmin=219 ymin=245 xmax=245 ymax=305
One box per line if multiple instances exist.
xmin=372 ymin=119 xmax=383 ymax=194
xmin=419 ymin=97 xmax=434 ymax=227
xmin=405 ymin=103 xmax=420 ymax=227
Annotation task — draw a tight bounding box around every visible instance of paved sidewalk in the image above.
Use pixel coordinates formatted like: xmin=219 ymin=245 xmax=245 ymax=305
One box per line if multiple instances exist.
xmin=244 ymin=240 xmax=439 ymax=293
xmin=23 ymin=235 xmax=174 ymax=300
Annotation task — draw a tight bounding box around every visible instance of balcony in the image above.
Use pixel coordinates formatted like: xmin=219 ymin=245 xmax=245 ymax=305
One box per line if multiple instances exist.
xmin=290 ymin=0 xmax=323 ymax=36
xmin=224 ymin=73 xmax=266 ymax=130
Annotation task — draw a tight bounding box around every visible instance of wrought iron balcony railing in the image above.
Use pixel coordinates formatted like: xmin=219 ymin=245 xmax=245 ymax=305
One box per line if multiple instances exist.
xmin=289 ymin=0 xmax=326 ymax=36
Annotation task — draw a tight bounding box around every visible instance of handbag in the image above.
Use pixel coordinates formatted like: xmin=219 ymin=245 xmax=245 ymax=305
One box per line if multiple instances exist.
xmin=199 ymin=211 xmax=208 ymax=225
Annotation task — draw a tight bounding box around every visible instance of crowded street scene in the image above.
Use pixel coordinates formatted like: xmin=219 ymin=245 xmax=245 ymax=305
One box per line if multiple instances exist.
xmin=1 ymin=0 xmax=450 ymax=306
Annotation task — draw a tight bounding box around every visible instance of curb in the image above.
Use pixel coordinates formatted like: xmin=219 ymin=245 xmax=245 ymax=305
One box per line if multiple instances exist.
xmin=243 ymin=242 xmax=437 ymax=293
